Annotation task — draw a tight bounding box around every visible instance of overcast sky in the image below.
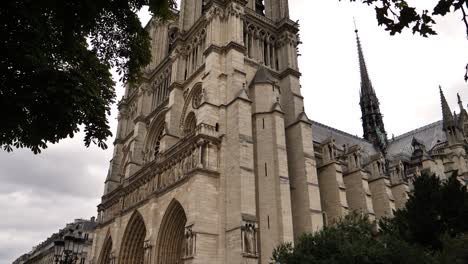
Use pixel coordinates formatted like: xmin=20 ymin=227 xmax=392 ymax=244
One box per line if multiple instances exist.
xmin=1 ymin=1 xmax=467 ymax=263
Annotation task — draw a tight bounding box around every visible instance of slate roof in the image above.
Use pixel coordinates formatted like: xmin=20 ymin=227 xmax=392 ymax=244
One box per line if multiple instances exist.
xmin=386 ymin=120 xmax=446 ymax=158
xmin=311 ymin=119 xmax=448 ymax=162
xmin=311 ymin=120 xmax=379 ymax=158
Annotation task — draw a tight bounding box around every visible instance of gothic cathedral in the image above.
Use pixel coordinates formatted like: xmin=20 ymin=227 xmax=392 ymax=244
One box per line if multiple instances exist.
xmin=89 ymin=1 xmax=468 ymax=264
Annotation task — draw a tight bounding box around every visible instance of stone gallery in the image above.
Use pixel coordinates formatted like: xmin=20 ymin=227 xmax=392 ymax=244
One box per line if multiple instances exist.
xmin=89 ymin=1 xmax=468 ymax=263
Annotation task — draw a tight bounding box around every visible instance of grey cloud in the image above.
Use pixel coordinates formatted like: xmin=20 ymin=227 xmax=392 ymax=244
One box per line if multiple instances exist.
xmin=0 ymin=136 xmax=109 ymax=199
xmin=0 ymin=134 xmax=109 ymax=264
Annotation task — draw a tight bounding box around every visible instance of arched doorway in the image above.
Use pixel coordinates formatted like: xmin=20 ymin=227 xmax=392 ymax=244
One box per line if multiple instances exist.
xmin=156 ymin=200 xmax=188 ymax=264
xmin=119 ymin=211 xmax=147 ymax=264
xmin=98 ymin=235 xmax=113 ymax=264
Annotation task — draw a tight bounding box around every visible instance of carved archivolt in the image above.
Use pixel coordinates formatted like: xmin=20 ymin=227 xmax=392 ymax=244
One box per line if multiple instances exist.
xmin=156 ymin=200 xmax=188 ymax=264
xmin=119 ymin=211 xmax=147 ymax=264
xmin=97 ymin=232 xmax=113 ymax=264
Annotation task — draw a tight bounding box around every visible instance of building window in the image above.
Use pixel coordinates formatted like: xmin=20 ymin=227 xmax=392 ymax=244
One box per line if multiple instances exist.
xmin=183 ymin=112 xmax=197 ymax=136
xmin=80 ymin=258 xmax=86 ymax=264
xmin=255 ymin=0 xmax=265 ymax=16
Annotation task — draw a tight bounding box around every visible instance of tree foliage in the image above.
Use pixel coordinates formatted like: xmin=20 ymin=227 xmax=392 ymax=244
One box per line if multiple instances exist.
xmin=272 ymin=213 xmax=432 ymax=264
xmin=380 ymin=172 xmax=468 ymax=251
xmin=346 ymin=0 xmax=468 ymax=81
xmin=0 ymin=0 xmax=174 ymax=153
xmin=274 ymin=172 xmax=468 ymax=264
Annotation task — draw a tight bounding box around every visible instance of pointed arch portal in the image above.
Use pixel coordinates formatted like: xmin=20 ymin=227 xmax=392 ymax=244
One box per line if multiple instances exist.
xmin=98 ymin=235 xmax=113 ymax=264
xmin=119 ymin=211 xmax=147 ymax=264
xmin=156 ymin=200 xmax=187 ymax=264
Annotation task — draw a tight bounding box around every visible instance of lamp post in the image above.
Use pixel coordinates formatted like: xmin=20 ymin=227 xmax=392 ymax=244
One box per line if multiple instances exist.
xmin=53 ymin=229 xmax=85 ymax=264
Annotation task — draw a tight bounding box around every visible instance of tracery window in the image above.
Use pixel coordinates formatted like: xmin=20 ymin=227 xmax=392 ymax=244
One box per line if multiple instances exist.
xmin=143 ymin=120 xmax=166 ymax=164
xmin=153 ymin=127 xmax=164 ymax=158
xmin=192 ymin=86 xmax=203 ymax=109
xmin=183 ymin=112 xmax=197 ymax=136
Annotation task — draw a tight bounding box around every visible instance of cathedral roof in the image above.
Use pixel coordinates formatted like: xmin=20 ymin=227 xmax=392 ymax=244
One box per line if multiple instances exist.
xmin=311 ymin=119 xmax=448 ymax=162
xmin=311 ymin=120 xmax=378 ymax=156
xmin=386 ymin=120 xmax=446 ymax=158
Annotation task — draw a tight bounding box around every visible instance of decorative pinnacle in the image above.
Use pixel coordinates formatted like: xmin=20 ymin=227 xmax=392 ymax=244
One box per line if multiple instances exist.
xmin=440 ymin=85 xmax=454 ymax=129
xmin=457 ymin=92 xmax=465 ymax=111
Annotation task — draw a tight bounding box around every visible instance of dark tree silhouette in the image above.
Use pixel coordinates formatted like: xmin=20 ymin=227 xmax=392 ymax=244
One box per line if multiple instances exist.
xmin=272 ymin=213 xmax=432 ymax=264
xmin=380 ymin=172 xmax=468 ymax=251
xmin=0 ymin=0 xmax=175 ymax=153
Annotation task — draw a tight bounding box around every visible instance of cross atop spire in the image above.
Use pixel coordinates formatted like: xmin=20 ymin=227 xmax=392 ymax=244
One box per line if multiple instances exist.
xmin=355 ymin=25 xmax=387 ymax=151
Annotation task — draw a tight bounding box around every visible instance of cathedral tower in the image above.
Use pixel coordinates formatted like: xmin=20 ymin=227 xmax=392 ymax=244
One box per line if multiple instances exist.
xmin=91 ymin=1 xmax=322 ymax=264
xmin=355 ymin=29 xmax=388 ymax=151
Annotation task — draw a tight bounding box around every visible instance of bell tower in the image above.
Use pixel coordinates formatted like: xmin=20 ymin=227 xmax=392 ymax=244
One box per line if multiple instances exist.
xmin=93 ymin=1 xmax=323 ymax=264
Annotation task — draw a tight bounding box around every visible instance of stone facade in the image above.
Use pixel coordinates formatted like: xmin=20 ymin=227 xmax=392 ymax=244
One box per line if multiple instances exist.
xmin=89 ymin=1 xmax=468 ymax=264
xmin=13 ymin=218 xmax=97 ymax=264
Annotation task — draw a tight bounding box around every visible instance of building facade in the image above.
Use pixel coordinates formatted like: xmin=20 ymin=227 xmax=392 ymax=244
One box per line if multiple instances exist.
xmin=13 ymin=218 xmax=97 ymax=264
xmin=89 ymin=1 xmax=468 ymax=264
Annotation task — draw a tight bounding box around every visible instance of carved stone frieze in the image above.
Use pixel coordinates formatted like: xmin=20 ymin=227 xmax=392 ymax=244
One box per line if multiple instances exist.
xmin=98 ymin=123 xmax=220 ymax=223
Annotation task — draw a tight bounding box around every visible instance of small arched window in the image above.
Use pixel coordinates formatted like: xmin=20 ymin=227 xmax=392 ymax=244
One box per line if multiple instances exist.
xmin=153 ymin=126 xmax=164 ymax=158
xmin=183 ymin=112 xmax=197 ymax=136
xmin=192 ymin=86 xmax=203 ymax=109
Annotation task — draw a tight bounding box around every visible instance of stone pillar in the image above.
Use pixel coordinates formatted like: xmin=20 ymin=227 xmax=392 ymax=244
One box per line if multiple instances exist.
xmin=317 ymin=161 xmax=349 ymax=224
xmin=368 ymin=177 xmax=395 ymax=219
xmin=343 ymin=170 xmax=375 ymax=221
xmin=250 ymin=74 xmax=294 ymax=263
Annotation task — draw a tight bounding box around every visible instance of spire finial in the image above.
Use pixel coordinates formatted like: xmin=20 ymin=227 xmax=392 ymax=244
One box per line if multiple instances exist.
xmin=353 ymin=17 xmax=358 ymax=33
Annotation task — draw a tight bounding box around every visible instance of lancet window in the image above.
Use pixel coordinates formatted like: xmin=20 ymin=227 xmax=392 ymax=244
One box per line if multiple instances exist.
xmin=143 ymin=120 xmax=166 ymax=164
xmin=183 ymin=30 xmax=206 ymax=81
xmin=151 ymin=67 xmax=172 ymax=110
xmin=243 ymin=24 xmax=279 ymax=71
xmin=183 ymin=112 xmax=197 ymax=136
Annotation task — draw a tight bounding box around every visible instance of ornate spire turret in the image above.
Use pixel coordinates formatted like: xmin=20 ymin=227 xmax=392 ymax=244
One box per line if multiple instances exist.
xmin=440 ymin=86 xmax=465 ymax=144
xmin=457 ymin=93 xmax=464 ymax=112
xmin=355 ymin=25 xmax=388 ymax=151
xmin=440 ymin=86 xmax=454 ymax=130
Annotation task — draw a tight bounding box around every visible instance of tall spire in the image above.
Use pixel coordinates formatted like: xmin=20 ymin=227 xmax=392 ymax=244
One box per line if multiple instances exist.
xmin=440 ymin=85 xmax=454 ymax=130
xmin=355 ymin=22 xmax=375 ymax=101
xmin=355 ymin=24 xmax=388 ymax=151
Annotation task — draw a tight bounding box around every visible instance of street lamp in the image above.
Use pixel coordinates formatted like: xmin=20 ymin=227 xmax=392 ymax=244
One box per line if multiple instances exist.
xmin=53 ymin=229 xmax=85 ymax=264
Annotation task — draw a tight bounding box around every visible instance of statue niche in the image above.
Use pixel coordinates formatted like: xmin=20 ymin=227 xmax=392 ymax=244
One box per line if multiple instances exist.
xmin=241 ymin=220 xmax=258 ymax=257
xmin=182 ymin=226 xmax=196 ymax=258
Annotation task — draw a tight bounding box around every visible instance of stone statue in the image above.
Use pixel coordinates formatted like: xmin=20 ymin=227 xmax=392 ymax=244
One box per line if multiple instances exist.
xmin=183 ymin=227 xmax=195 ymax=257
xmin=243 ymin=223 xmax=256 ymax=255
